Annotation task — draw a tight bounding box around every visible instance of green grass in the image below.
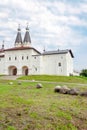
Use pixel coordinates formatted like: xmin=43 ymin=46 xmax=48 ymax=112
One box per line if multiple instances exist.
xmin=0 ymin=78 xmax=87 ymax=130
xmin=18 ymin=75 xmax=87 ymax=84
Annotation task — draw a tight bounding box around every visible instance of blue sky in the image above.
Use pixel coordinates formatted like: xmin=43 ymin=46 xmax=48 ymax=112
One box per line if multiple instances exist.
xmin=0 ymin=0 xmax=87 ymax=71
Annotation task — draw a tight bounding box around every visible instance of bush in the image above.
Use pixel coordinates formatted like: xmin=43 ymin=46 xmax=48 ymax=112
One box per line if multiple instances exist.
xmin=80 ymin=69 xmax=87 ymax=77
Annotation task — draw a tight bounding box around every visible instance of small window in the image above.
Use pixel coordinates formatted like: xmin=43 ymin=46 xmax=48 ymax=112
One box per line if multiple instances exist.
xmin=15 ymin=57 xmax=17 ymax=60
xmin=27 ymin=56 xmax=28 ymax=59
xmin=58 ymin=62 xmax=61 ymax=66
xmin=22 ymin=56 xmax=24 ymax=60
xmin=35 ymin=68 xmax=37 ymax=71
xmin=9 ymin=57 xmax=11 ymax=60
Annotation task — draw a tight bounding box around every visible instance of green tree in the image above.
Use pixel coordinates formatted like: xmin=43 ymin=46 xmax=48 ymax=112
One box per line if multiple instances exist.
xmin=80 ymin=69 xmax=87 ymax=77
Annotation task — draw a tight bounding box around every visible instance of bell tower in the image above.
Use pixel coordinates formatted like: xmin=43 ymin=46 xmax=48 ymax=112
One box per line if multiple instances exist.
xmin=14 ymin=24 xmax=23 ymax=47
xmin=23 ymin=24 xmax=31 ymax=47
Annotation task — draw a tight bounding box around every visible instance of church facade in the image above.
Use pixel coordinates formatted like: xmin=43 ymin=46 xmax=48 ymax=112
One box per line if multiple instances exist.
xmin=0 ymin=25 xmax=74 ymax=76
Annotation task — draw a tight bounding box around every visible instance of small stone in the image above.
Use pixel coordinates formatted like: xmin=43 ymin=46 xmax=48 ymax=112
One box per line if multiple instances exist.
xmin=18 ymin=81 xmax=21 ymax=85
xmin=32 ymin=79 xmax=35 ymax=82
xmin=9 ymin=82 xmax=13 ymax=85
xmin=36 ymin=83 xmax=43 ymax=89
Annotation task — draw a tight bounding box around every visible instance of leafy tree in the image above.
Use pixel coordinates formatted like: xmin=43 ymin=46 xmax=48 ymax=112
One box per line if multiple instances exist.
xmin=80 ymin=69 xmax=87 ymax=77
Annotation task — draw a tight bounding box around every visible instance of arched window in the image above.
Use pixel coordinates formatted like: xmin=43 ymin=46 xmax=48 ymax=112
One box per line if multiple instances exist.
xmin=9 ymin=57 xmax=11 ymax=60
xmin=27 ymin=56 xmax=28 ymax=60
xmin=15 ymin=57 xmax=17 ymax=60
xmin=58 ymin=62 xmax=61 ymax=67
xmin=22 ymin=56 xmax=24 ymax=60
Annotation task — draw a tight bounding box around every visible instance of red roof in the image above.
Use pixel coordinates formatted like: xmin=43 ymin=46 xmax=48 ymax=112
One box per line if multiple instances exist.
xmin=4 ymin=46 xmax=41 ymax=54
xmin=0 ymin=55 xmax=4 ymax=57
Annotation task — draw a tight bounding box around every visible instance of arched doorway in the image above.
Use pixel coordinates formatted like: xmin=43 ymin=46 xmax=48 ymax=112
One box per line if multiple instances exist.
xmin=22 ymin=66 xmax=28 ymax=75
xmin=8 ymin=66 xmax=17 ymax=75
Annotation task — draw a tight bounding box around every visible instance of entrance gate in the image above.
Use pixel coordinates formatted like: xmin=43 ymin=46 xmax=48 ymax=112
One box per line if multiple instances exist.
xmin=8 ymin=66 xmax=17 ymax=75
xmin=22 ymin=66 xmax=28 ymax=75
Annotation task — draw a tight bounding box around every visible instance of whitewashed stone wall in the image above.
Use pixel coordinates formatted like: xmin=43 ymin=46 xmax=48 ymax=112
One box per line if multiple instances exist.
xmin=0 ymin=48 xmax=73 ymax=76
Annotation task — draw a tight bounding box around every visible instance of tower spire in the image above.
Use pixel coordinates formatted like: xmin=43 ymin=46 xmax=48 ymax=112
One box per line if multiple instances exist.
xmin=15 ymin=24 xmax=23 ymax=47
xmin=1 ymin=40 xmax=4 ymax=50
xmin=23 ymin=23 xmax=31 ymax=47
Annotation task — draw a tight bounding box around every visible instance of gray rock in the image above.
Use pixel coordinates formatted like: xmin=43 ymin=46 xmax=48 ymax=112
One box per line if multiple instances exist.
xmin=80 ymin=91 xmax=87 ymax=97
xmin=36 ymin=83 xmax=43 ymax=89
xmin=59 ymin=85 xmax=70 ymax=94
xmin=67 ymin=88 xmax=79 ymax=95
xmin=54 ymin=86 xmax=61 ymax=92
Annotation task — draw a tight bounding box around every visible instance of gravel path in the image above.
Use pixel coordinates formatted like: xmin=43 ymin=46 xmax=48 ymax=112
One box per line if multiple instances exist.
xmin=0 ymin=75 xmax=21 ymax=80
xmin=0 ymin=75 xmax=87 ymax=86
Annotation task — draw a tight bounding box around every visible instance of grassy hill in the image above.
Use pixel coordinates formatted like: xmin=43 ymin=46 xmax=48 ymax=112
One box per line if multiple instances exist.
xmin=0 ymin=76 xmax=87 ymax=130
xmin=18 ymin=75 xmax=87 ymax=84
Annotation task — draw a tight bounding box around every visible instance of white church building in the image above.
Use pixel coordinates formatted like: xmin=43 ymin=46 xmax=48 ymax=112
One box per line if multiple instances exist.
xmin=0 ymin=25 xmax=74 ymax=76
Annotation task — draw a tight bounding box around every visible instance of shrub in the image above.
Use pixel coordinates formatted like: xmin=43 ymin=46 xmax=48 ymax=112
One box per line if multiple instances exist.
xmin=80 ymin=69 xmax=87 ymax=77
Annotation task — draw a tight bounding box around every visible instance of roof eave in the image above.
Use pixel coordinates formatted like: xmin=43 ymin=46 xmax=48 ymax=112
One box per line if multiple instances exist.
xmin=4 ymin=47 xmax=41 ymax=54
xmin=69 ymin=50 xmax=74 ymax=58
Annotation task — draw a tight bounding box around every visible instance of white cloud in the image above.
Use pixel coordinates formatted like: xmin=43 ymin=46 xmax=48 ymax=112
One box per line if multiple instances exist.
xmin=0 ymin=0 xmax=85 ymax=46
xmin=0 ymin=12 xmax=9 ymax=18
xmin=0 ymin=0 xmax=87 ymax=70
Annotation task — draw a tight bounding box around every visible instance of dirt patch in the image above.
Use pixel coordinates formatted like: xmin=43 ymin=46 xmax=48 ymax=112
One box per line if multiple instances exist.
xmin=0 ymin=106 xmax=35 ymax=130
xmin=0 ymin=106 xmax=87 ymax=130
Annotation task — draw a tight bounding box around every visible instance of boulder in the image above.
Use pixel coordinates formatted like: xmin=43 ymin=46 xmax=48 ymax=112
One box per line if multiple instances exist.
xmin=67 ymin=88 xmax=79 ymax=95
xmin=54 ymin=86 xmax=61 ymax=92
xmin=80 ymin=91 xmax=87 ymax=97
xmin=36 ymin=83 xmax=43 ymax=89
xmin=59 ymin=85 xmax=70 ymax=94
